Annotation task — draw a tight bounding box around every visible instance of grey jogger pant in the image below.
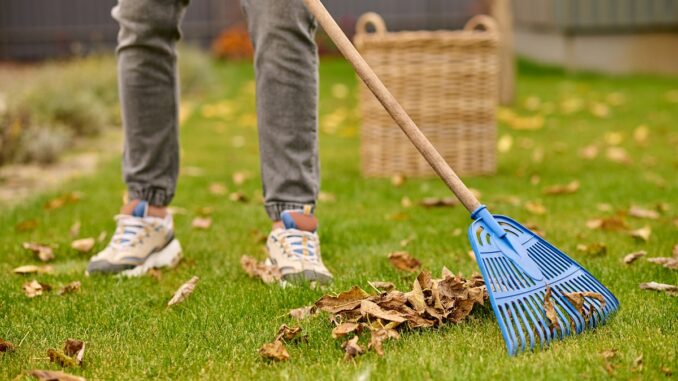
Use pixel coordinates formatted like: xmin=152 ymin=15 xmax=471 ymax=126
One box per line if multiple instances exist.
xmin=113 ymin=0 xmax=319 ymax=221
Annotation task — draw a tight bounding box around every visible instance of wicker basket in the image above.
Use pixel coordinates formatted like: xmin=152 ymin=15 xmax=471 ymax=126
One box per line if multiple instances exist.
xmin=354 ymin=13 xmax=499 ymax=177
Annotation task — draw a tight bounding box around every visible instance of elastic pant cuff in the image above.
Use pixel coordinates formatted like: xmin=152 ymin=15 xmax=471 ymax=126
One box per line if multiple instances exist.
xmin=265 ymin=202 xmax=315 ymax=221
xmin=127 ymin=186 xmax=174 ymax=207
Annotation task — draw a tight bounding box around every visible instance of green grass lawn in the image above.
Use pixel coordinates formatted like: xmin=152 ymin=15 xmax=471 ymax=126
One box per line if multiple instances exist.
xmin=1 ymin=59 xmax=677 ymax=380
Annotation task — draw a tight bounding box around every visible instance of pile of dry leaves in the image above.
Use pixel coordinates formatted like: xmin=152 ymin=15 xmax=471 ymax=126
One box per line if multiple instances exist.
xmin=259 ymin=268 xmax=488 ymax=361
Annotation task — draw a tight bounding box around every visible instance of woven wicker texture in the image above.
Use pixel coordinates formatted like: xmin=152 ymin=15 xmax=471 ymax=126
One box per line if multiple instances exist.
xmin=354 ymin=13 xmax=499 ymax=177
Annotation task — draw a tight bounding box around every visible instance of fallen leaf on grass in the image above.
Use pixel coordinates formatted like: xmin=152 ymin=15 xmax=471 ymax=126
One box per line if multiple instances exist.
xmin=97 ymin=231 xmax=108 ymax=243
xmin=58 ymin=281 xmax=81 ymax=296
xmin=577 ymin=243 xmax=607 ymax=256
xmin=631 ymin=354 xmax=643 ymax=372
xmin=63 ymin=339 xmax=85 ymax=366
xmin=579 ymin=145 xmax=599 ymax=160
xmin=228 ymin=192 xmax=248 ymax=203
xmin=585 ymin=216 xmax=627 ymax=231
xmin=13 ymin=265 xmax=53 ymax=275
xmin=524 ymin=201 xmax=546 ymax=215
xmin=332 ymin=323 xmax=361 ymax=339
xmin=623 ymin=251 xmax=646 ymax=264
xmin=661 ymin=367 xmax=673 ymax=377
xmin=192 ymin=217 xmax=212 ymax=230
xmin=388 ymin=252 xmax=421 ymax=272
xmin=48 ymin=349 xmax=78 ymax=367
xmin=360 ymin=300 xmax=407 ymax=323
xmin=289 ymin=306 xmax=316 ymax=320
xmin=318 ymin=192 xmax=336 ymax=202
xmin=208 ymin=182 xmax=228 ymax=195
xmin=646 ymin=256 xmax=678 ymax=270
xmin=316 ymin=286 xmax=370 ymax=314
xmin=259 ymin=340 xmax=289 ymax=361
xmin=23 ymin=242 xmax=54 ymax=262
xmin=71 ymin=238 xmax=95 ymax=253
xmin=232 ymin=171 xmax=252 ymax=185
xmin=419 ymin=197 xmax=458 ymax=208
xmin=390 ymin=174 xmax=406 ymax=187
xmin=16 ymin=219 xmax=39 ymax=232
xmin=629 ymin=205 xmax=659 ymax=220
xmin=23 ymin=280 xmax=51 ymax=298
xmin=563 ymin=291 xmax=605 ymax=323
xmin=543 ymin=181 xmax=580 ymax=195
xmin=167 ymin=276 xmax=199 ymax=306
xmin=240 ymin=255 xmax=281 ymax=284
xmin=606 ymin=147 xmax=630 ymax=164
xmin=544 ymin=286 xmax=559 ymax=330
xmin=639 ymin=282 xmax=677 ymax=296
xmin=400 ymin=197 xmax=412 ymax=208
xmin=497 ymin=134 xmax=513 ymax=153
xmin=69 ymin=221 xmax=81 ymax=238
xmin=275 ymin=325 xmax=304 ymax=342
xmin=600 ymin=348 xmax=617 ymax=375
xmin=341 ymin=336 xmax=364 ymax=361
xmin=368 ymin=281 xmax=395 ymax=292
xmin=29 ymin=370 xmax=86 ymax=381
xmin=0 ymin=339 xmax=15 ymax=352
xmin=629 ymin=226 xmax=651 ymax=242
xmin=44 ymin=192 xmax=82 ymax=211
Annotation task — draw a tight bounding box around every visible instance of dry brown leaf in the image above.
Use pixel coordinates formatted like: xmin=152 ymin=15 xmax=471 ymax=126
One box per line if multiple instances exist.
xmin=628 ymin=205 xmax=659 ymax=220
xmin=368 ymin=281 xmax=395 ymax=292
xmin=13 ymin=265 xmax=53 ymax=275
xmin=208 ymin=182 xmax=228 ymax=195
xmin=167 ymin=276 xmax=199 ymax=306
xmin=388 ymin=252 xmax=421 ymax=272
xmin=259 ymin=339 xmax=289 ymax=361
xmin=23 ymin=280 xmax=50 ymax=298
xmin=360 ymin=300 xmax=406 ymax=323
xmin=71 ymin=238 xmax=95 ymax=253
xmin=59 ymin=281 xmax=81 ymax=296
xmin=147 ymin=268 xmax=162 ymax=281
xmin=524 ymin=201 xmax=546 ymax=215
xmin=605 ymin=146 xmax=630 ymax=164
xmin=16 ymin=219 xmax=39 ymax=232
xmin=579 ymin=145 xmax=599 ymax=160
xmin=577 ymin=243 xmax=607 ymax=256
xmin=419 ymin=197 xmax=458 ymax=208
xmin=563 ymin=291 xmax=606 ymax=323
xmin=44 ymin=192 xmax=82 ymax=211
xmin=0 ymin=338 xmax=15 ymax=352
xmin=406 ymin=279 xmax=426 ymax=314
xmin=29 ymin=370 xmax=86 ymax=381
xmin=240 ymin=255 xmax=281 ymax=284
xmin=232 ymin=170 xmax=251 ymax=185
xmin=631 ymin=354 xmax=643 ymax=372
xmin=315 ymin=286 xmax=370 ymax=314
xmin=585 ymin=216 xmax=627 ymax=231
xmin=623 ymin=251 xmax=646 ymax=264
xmin=275 ymin=325 xmax=303 ymax=342
xmin=289 ymin=305 xmax=316 ymax=320
xmin=97 ymin=231 xmax=108 ymax=243
xmin=629 ymin=226 xmax=651 ymax=242
xmin=390 ymin=174 xmax=406 ymax=187
xmin=600 ymin=348 xmax=617 ymax=375
xmin=543 ymin=181 xmax=580 ymax=195
xmin=341 ymin=336 xmax=364 ymax=361
xmin=544 ymin=286 xmax=559 ymax=330
xmin=64 ymin=339 xmax=85 ymax=366
xmin=646 ymin=257 xmax=678 ymax=270
xmin=331 ymin=322 xmax=360 ymax=339
xmin=639 ymin=281 xmax=677 ymax=296
xmin=228 ymin=192 xmax=249 ymax=203
xmin=318 ymin=192 xmax=336 ymax=203
xmin=661 ymin=367 xmax=673 ymax=377
xmin=191 ymin=217 xmax=212 ymax=230
xmin=23 ymin=242 xmax=54 ymax=262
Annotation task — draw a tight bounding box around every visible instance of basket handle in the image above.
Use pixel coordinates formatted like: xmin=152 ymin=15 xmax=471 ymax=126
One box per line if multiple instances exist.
xmin=355 ymin=12 xmax=387 ymax=36
xmin=463 ymin=15 xmax=498 ymax=33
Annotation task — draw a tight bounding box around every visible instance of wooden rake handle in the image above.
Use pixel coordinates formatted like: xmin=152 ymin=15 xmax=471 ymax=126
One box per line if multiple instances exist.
xmin=304 ymin=0 xmax=482 ymax=213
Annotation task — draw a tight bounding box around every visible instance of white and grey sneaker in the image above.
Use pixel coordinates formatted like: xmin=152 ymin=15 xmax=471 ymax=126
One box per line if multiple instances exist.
xmin=266 ymin=206 xmax=333 ymax=284
xmin=86 ymin=201 xmax=182 ymax=277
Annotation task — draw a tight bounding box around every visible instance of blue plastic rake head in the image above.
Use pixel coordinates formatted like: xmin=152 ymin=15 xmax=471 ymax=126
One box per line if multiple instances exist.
xmin=468 ymin=206 xmax=619 ymax=355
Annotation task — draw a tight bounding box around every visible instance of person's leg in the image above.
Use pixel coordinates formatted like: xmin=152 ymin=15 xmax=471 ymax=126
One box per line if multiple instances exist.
xmin=87 ymin=0 xmax=187 ymax=276
xmin=116 ymin=0 xmax=188 ymax=211
xmin=241 ymin=0 xmax=320 ymax=223
xmin=241 ymin=0 xmax=331 ymax=283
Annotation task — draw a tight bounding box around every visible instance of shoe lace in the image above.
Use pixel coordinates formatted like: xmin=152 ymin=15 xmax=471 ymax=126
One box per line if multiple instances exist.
xmin=109 ymin=215 xmax=150 ymax=250
xmin=279 ymin=230 xmax=320 ymax=262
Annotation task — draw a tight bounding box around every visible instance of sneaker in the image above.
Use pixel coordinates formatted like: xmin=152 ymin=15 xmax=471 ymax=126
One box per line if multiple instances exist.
xmin=86 ymin=201 xmax=182 ymax=277
xmin=266 ymin=206 xmax=333 ymax=284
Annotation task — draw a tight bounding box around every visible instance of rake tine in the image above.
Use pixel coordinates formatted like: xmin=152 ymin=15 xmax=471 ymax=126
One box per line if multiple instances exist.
xmin=525 ymin=294 xmax=551 ymax=346
xmin=513 ymin=300 xmax=537 ymax=351
xmin=498 ymin=305 xmax=518 ymax=355
xmin=507 ymin=302 xmax=527 ymax=353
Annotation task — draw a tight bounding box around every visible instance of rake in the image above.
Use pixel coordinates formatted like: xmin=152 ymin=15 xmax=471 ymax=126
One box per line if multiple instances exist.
xmin=304 ymin=0 xmax=619 ymax=355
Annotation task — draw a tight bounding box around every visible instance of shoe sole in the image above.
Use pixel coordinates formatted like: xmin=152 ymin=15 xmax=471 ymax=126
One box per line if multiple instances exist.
xmin=119 ymin=239 xmax=183 ymax=277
